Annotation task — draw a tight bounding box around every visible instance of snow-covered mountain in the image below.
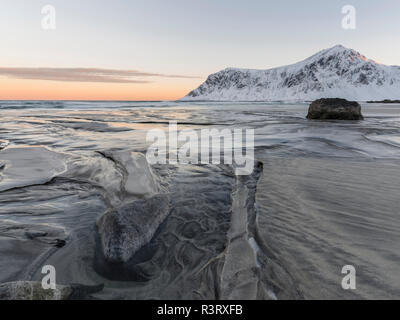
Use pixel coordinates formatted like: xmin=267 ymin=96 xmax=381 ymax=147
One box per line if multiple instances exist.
xmin=182 ymin=45 xmax=400 ymax=101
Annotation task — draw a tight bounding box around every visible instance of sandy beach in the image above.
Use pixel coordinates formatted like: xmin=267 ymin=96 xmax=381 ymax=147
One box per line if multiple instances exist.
xmin=0 ymin=101 xmax=399 ymax=299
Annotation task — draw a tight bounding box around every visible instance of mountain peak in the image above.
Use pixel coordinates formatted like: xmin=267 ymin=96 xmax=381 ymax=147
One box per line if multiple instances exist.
xmin=325 ymin=44 xmax=348 ymax=52
xmin=183 ymin=46 xmax=400 ymax=101
xmin=333 ymin=44 xmax=346 ymax=49
xmin=310 ymin=45 xmax=378 ymax=65
xmin=327 ymin=44 xmax=355 ymax=56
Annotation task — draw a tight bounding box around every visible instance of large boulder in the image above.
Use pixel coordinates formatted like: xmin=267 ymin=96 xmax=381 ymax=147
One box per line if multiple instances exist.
xmin=97 ymin=194 xmax=169 ymax=264
xmin=307 ymin=98 xmax=364 ymax=120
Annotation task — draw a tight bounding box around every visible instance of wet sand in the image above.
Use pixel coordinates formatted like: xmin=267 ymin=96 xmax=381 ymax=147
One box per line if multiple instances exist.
xmin=255 ymin=156 xmax=400 ymax=299
xmin=0 ymin=101 xmax=399 ymax=299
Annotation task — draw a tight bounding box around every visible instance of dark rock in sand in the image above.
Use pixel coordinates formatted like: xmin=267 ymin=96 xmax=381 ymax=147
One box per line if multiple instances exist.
xmin=97 ymin=194 xmax=170 ymax=264
xmin=307 ymin=98 xmax=364 ymax=120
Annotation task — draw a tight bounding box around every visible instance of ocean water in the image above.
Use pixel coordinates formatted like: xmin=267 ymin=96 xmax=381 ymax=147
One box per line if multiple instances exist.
xmin=0 ymin=101 xmax=399 ymax=299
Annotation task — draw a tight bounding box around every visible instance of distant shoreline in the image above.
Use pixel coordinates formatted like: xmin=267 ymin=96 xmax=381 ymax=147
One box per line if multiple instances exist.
xmin=1 ymin=99 xmax=400 ymax=104
xmin=366 ymin=99 xmax=400 ymax=103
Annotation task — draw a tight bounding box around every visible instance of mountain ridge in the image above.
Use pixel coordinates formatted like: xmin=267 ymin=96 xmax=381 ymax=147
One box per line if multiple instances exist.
xmin=182 ymin=45 xmax=400 ymax=101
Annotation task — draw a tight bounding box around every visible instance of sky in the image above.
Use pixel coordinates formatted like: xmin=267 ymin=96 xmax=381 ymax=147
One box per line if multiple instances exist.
xmin=0 ymin=0 xmax=400 ymax=100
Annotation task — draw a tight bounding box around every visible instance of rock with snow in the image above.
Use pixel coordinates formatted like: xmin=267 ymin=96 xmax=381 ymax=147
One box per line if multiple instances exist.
xmin=182 ymin=45 xmax=400 ymax=101
xmin=307 ymin=98 xmax=363 ymax=120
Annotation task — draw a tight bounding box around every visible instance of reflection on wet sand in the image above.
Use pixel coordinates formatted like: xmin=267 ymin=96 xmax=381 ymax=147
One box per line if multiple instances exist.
xmin=0 ymin=101 xmax=399 ymax=299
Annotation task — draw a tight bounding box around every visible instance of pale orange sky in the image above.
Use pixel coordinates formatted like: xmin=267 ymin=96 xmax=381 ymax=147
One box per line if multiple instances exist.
xmin=2 ymin=1 xmax=400 ymax=101
xmin=0 ymin=78 xmax=202 ymax=101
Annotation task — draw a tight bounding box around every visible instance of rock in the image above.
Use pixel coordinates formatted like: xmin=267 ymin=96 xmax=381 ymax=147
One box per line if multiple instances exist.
xmin=0 ymin=281 xmax=103 ymax=300
xmin=97 ymin=194 xmax=170 ymax=263
xmin=307 ymin=98 xmax=364 ymax=120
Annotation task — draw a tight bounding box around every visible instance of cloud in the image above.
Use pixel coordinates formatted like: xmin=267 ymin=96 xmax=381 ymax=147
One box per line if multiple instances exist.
xmin=0 ymin=67 xmax=200 ymax=84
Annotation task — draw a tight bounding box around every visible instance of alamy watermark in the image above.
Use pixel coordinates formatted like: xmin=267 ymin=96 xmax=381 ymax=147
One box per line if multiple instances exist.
xmin=342 ymin=5 xmax=356 ymax=30
xmin=41 ymin=265 xmax=56 ymax=290
xmin=146 ymin=122 xmax=255 ymax=175
xmin=341 ymin=265 xmax=356 ymax=290
xmin=41 ymin=5 xmax=56 ymax=30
